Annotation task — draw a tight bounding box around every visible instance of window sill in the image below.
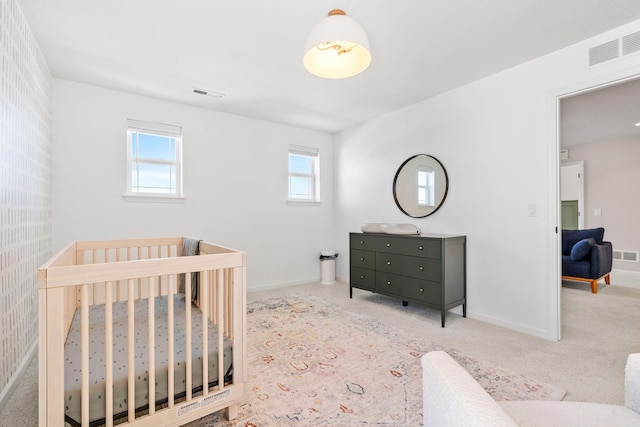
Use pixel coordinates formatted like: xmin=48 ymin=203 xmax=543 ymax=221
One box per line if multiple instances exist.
xmin=123 ymin=194 xmax=185 ymax=203
xmin=287 ymin=200 xmax=321 ymax=206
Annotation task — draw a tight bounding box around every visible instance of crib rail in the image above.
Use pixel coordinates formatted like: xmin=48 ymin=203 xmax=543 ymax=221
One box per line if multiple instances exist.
xmin=38 ymin=237 xmax=246 ymax=427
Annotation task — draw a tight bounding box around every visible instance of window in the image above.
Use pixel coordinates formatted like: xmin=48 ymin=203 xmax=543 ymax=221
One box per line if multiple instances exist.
xmin=288 ymin=145 xmax=319 ymax=202
xmin=417 ymin=166 xmax=435 ymax=206
xmin=126 ymin=119 xmax=183 ymax=199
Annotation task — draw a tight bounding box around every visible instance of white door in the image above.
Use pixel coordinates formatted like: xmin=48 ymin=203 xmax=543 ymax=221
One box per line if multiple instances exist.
xmin=560 ymin=161 xmax=584 ymax=229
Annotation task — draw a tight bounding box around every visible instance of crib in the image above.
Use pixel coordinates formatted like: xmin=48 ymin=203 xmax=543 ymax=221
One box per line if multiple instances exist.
xmin=38 ymin=237 xmax=246 ymax=427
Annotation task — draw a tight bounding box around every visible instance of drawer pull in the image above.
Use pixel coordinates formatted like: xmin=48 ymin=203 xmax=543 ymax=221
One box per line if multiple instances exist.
xmin=360 ymin=257 xmax=365 ymax=261
xmin=419 ymin=266 xmax=424 ymax=271
xmin=387 ymin=261 xmax=391 ymax=265
xmin=360 ymin=275 xmax=365 ymax=279
xmin=360 ymin=240 xmax=365 ymax=245
xmin=387 ymin=281 xmax=392 ymax=285
xmin=386 ymin=243 xmax=391 ymax=247
xmin=419 ymin=288 xmax=424 ymax=293
xmin=418 ymin=246 xmax=424 ymax=250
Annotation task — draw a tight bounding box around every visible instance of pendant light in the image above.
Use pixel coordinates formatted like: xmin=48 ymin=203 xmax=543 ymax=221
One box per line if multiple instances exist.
xmin=303 ymin=9 xmax=371 ymax=79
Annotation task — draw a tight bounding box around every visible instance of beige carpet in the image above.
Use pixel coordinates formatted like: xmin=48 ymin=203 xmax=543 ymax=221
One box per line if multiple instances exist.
xmin=185 ymin=295 xmax=563 ymax=426
xmin=2 ymin=281 xmax=638 ymax=426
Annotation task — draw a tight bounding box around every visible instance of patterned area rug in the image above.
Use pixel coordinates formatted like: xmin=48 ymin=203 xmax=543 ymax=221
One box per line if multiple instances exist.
xmin=186 ymin=296 xmax=565 ymax=426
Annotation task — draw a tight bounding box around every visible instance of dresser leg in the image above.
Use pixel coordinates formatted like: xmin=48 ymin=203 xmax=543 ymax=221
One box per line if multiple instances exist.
xmin=441 ymin=312 xmax=445 ymax=328
xmin=463 ymin=303 xmax=466 ymax=318
xmin=349 ymin=286 xmax=352 ymax=299
xmin=402 ymin=300 xmax=408 ymax=307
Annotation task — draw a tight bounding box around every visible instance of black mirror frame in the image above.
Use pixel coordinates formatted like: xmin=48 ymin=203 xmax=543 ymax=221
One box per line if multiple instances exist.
xmin=392 ymin=154 xmax=449 ymax=218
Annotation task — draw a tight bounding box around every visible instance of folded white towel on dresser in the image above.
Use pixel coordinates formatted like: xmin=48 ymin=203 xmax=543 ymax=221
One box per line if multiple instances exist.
xmin=361 ymin=223 xmax=421 ymax=235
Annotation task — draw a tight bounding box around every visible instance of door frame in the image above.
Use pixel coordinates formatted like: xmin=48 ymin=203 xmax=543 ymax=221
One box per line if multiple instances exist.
xmin=550 ymin=71 xmax=640 ymax=340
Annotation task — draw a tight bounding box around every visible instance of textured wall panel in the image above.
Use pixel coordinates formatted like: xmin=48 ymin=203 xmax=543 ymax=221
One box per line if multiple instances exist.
xmin=0 ymin=0 xmax=52 ymax=400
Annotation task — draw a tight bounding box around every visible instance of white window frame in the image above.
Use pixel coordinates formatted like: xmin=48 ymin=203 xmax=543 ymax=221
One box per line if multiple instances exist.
xmin=417 ymin=165 xmax=435 ymax=207
xmin=287 ymin=145 xmax=320 ymax=204
xmin=124 ymin=119 xmax=184 ymax=202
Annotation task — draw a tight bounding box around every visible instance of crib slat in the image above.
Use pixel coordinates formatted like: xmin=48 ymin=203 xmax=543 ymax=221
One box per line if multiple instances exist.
xmin=92 ymin=250 xmax=97 ymax=305
xmin=115 ymin=249 xmax=121 ymax=301
xmin=148 ymin=276 xmax=156 ymax=415
xmin=105 ymin=281 xmax=114 ymax=427
xmin=186 ymin=272 xmax=192 ymax=401
xmin=81 ymin=284 xmax=90 ymax=426
xmin=138 ymin=247 xmax=143 ymax=298
xmin=217 ymin=269 xmax=224 ymax=390
xmin=127 ymin=279 xmax=135 ymax=422
xmin=167 ymin=275 xmax=175 ymax=408
xmin=226 ymin=269 xmax=232 ymax=338
xmin=201 ymin=271 xmax=208 ymax=396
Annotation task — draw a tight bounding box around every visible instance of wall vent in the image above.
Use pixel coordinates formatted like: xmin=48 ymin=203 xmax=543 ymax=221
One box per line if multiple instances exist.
xmin=589 ymin=39 xmax=620 ymax=66
xmin=613 ymin=250 xmax=639 ymax=263
xmin=588 ymin=28 xmax=640 ymax=67
xmin=622 ymin=30 xmax=640 ymax=56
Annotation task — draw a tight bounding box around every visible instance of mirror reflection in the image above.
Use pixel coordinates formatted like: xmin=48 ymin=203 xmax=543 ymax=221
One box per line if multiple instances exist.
xmin=393 ymin=154 xmax=448 ymax=218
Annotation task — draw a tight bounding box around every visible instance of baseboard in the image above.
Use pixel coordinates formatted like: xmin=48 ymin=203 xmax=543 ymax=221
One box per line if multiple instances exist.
xmin=0 ymin=341 xmax=37 ymax=414
xmin=610 ymin=269 xmax=640 ymax=289
xmin=467 ymin=311 xmax=553 ymax=341
xmin=248 ymin=277 xmax=322 ymax=292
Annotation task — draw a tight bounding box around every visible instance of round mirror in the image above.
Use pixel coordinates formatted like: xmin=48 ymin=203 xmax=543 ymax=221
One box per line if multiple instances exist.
xmin=393 ymin=154 xmax=449 ymax=218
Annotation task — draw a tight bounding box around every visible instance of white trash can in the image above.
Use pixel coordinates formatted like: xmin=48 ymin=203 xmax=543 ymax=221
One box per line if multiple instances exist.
xmin=319 ymin=249 xmax=338 ymax=285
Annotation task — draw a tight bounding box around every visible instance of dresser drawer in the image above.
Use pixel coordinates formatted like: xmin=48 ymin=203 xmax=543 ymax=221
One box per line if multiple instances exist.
xmin=376 ymin=272 xmax=441 ymax=304
xmin=376 ymin=236 xmax=440 ymax=259
xmin=350 ymin=233 xmax=378 ymax=251
xmin=350 ymin=267 xmax=375 ymax=290
xmin=375 ymin=253 xmax=441 ymax=281
xmin=350 ymin=249 xmax=375 ymax=270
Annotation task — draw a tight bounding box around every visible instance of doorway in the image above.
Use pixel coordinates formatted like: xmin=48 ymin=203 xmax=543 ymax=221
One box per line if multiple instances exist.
xmin=556 ymin=74 xmax=640 ymax=339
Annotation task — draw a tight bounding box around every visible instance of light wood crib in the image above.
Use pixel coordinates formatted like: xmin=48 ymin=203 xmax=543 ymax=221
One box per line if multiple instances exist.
xmin=38 ymin=237 xmax=246 ymax=427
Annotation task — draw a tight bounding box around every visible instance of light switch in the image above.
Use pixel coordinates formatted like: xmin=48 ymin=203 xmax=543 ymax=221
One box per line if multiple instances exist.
xmin=528 ymin=203 xmax=537 ymax=217
xmin=595 ymin=208 xmax=602 ymax=216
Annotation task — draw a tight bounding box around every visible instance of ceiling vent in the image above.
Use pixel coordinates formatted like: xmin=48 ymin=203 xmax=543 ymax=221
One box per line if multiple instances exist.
xmin=193 ymin=88 xmax=225 ymax=98
xmin=588 ymin=28 xmax=640 ymax=67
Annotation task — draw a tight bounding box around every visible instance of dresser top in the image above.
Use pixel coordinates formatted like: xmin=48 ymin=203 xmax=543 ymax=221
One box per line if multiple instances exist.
xmin=351 ymin=232 xmax=465 ymax=239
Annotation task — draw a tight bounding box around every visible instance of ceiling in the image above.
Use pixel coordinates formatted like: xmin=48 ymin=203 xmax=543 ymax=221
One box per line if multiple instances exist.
xmin=16 ymin=0 xmax=640 ymax=134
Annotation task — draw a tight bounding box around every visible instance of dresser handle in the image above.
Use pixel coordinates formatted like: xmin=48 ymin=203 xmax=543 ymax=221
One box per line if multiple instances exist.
xmin=386 ymin=243 xmax=391 ymax=247
xmin=387 ymin=261 xmax=391 ymax=265
xmin=419 ymin=266 xmax=424 ymax=271
xmin=387 ymin=281 xmax=392 ymax=285
xmin=418 ymin=246 xmax=424 ymax=250
xmin=360 ymin=275 xmax=365 ymax=279
xmin=360 ymin=240 xmax=364 ymax=244
xmin=419 ymin=288 xmax=424 ymax=293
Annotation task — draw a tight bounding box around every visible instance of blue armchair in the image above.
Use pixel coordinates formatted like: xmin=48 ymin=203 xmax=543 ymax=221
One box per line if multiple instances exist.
xmin=562 ymin=227 xmax=613 ymax=293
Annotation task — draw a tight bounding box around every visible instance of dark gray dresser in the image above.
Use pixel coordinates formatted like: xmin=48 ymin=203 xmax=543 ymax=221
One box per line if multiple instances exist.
xmin=349 ymin=232 xmax=466 ymax=327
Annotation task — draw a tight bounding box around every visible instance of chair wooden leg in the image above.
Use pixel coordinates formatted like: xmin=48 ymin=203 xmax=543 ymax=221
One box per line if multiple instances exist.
xmin=591 ymin=280 xmax=598 ymax=294
xmin=605 ymin=274 xmax=611 ymax=285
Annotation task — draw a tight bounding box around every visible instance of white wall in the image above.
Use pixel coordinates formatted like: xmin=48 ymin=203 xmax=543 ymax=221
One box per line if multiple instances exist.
xmin=52 ymin=79 xmax=334 ymax=290
xmin=0 ymin=0 xmax=52 ymax=408
xmin=333 ymin=20 xmax=640 ymax=340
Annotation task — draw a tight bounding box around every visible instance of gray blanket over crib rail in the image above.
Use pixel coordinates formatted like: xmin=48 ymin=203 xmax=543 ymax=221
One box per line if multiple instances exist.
xmin=179 ymin=237 xmax=201 ymax=301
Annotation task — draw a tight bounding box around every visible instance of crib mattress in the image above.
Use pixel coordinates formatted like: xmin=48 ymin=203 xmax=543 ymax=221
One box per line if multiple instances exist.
xmin=64 ymin=293 xmax=232 ymax=425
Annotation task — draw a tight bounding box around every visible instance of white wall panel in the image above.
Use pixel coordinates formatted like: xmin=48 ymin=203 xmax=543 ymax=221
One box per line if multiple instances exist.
xmin=0 ymin=0 xmax=52 ymax=405
xmin=52 ymin=79 xmax=333 ymax=290
xmin=333 ymin=19 xmax=640 ymax=340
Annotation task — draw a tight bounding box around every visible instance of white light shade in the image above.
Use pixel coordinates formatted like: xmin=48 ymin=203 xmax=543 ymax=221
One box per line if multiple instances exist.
xmin=303 ymin=9 xmax=371 ymax=79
